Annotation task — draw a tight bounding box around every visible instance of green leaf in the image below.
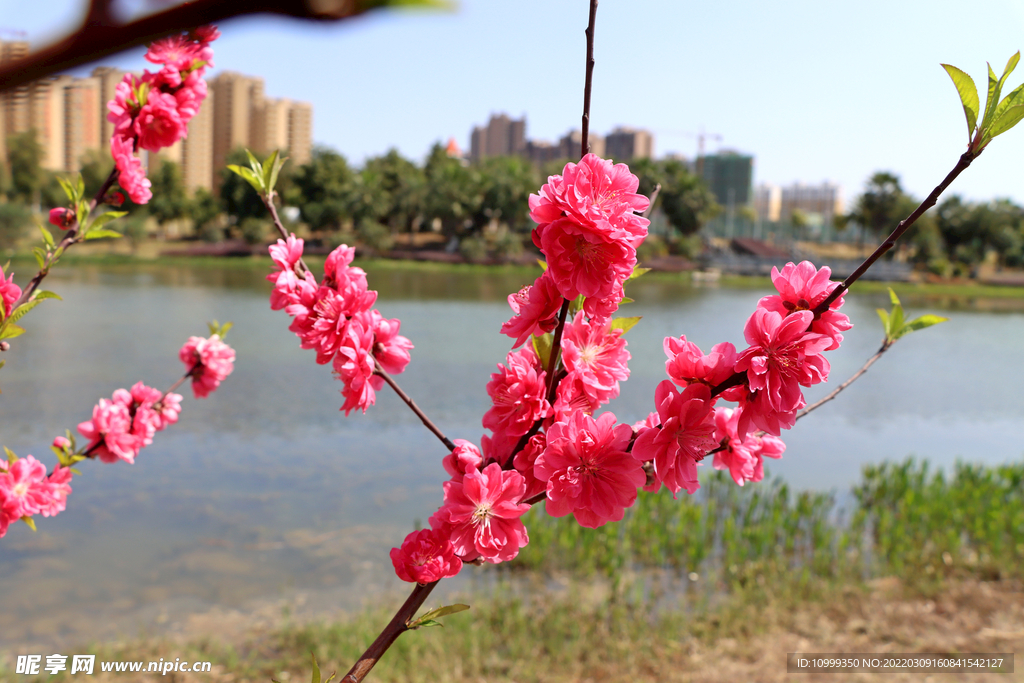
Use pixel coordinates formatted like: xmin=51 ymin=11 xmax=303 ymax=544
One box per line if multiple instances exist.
xmin=902 ymin=314 xmax=949 ymax=335
xmin=56 ymin=176 xmax=76 ymax=203
xmin=411 ymin=619 xmax=443 ymax=629
xmin=4 ymin=446 xmax=17 ymax=463
xmin=218 ymin=321 xmax=233 ymax=338
xmin=309 ymin=652 xmax=321 ymax=683
xmin=619 ymin=296 xmax=635 ymax=305
xmin=32 ymin=290 xmax=62 ymax=302
xmin=245 ymin=148 xmax=264 ymax=175
xmin=75 ymin=174 xmax=85 ymax=200
xmin=227 ymin=164 xmax=263 ymax=193
xmin=942 ymin=64 xmax=980 ymax=139
xmin=568 ymin=294 xmax=585 ymax=316
xmin=876 ymin=307 xmax=890 ymax=334
xmin=21 ymin=516 xmax=36 ymax=531
xmin=416 ymin=604 xmax=470 ymax=621
xmin=0 ymin=323 xmax=26 ymax=339
xmin=537 ymin=259 xmax=548 ymax=271
xmin=85 ymin=229 xmax=124 ymax=241
xmin=627 ymin=266 xmax=651 ymax=281
xmin=980 ymin=56 xmax=1017 ymax=134
xmin=38 ymin=224 xmax=54 ymax=248
xmin=610 ymin=316 xmax=642 ymax=335
xmin=88 ymin=211 xmax=128 ymax=230
xmin=532 ymin=333 xmax=553 ymax=370
xmin=988 ymin=82 xmax=1024 ymax=138
xmin=7 ymin=299 xmax=42 ymax=325
xmin=69 ymin=467 xmax=82 ymax=476
xmin=887 ymin=287 xmax=901 ymax=308
xmin=32 ymin=247 xmax=46 ymax=269
xmin=75 ymin=199 xmax=90 ymax=227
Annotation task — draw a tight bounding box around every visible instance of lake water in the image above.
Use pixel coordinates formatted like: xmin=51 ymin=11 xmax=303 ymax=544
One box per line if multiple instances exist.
xmin=1 ymin=261 xmax=1023 ymax=652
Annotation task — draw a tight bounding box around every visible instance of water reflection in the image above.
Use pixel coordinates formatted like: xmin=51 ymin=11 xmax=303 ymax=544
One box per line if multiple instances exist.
xmin=1 ymin=260 xmax=1022 ymax=650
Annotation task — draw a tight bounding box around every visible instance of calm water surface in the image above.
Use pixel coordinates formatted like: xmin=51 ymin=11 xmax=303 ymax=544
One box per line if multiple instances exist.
xmin=1 ymin=261 xmax=1022 ymax=650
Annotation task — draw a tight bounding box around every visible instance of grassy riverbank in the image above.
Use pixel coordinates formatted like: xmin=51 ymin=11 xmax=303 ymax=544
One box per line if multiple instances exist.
xmin=4 ymin=459 xmax=1023 ymax=682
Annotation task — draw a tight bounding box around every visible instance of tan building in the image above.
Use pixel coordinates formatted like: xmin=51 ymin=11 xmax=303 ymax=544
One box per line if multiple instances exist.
xmin=754 ymin=183 xmax=782 ymax=222
xmin=470 ymin=113 xmax=526 ymax=163
xmin=91 ymin=66 xmax=125 ymax=145
xmin=287 ymin=101 xmax=312 ymax=166
xmin=604 ymin=126 xmax=653 ymax=162
xmin=63 ymin=76 xmax=101 ymax=172
xmin=162 ymin=88 xmax=216 ymax=194
xmin=210 ymin=71 xmax=265 ymax=188
xmin=779 ymin=182 xmax=844 ymax=226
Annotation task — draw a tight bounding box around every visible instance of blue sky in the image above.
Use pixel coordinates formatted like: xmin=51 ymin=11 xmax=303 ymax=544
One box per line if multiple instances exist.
xmin=4 ymin=0 xmax=1024 ymax=204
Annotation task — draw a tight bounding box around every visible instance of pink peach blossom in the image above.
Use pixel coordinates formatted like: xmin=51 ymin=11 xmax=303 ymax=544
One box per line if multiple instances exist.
xmin=759 ymin=261 xmax=852 ymax=350
xmin=0 ymin=268 xmax=22 ymax=317
xmin=711 ymin=407 xmax=756 ymax=486
xmin=134 ymin=90 xmax=186 ymax=152
xmin=529 ymin=153 xmax=650 ymax=246
xmin=77 ymin=398 xmax=141 ymax=464
xmin=180 ymin=334 xmax=235 ymax=399
xmin=483 ymin=346 xmax=551 ymax=437
xmin=512 ymin=433 xmax=547 ymax=502
xmin=110 ymin=135 xmax=152 ymax=205
xmin=535 ymin=411 xmax=645 ymax=528
xmin=500 ymin=270 xmax=563 ymax=348
xmin=560 ymin=312 xmax=630 ymax=406
xmin=434 ymin=463 xmax=530 ymax=563
xmin=390 ymin=527 xmax=463 ymax=584
xmin=536 ymin=217 xmax=637 ymax=301
xmin=632 ymin=381 xmax=718 ymax=495
xmin=367 ymin=310 xmax=413 ymax=376
xmin=443 ymin=440 xmax=483 ymax=482
xmin=664 ymin=336 xmax=738 ymax=390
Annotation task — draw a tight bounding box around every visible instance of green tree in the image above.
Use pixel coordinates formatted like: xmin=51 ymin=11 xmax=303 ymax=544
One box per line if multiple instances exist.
xmin=0 ymin=202 xmax=30 ymax=250
xmin=78 ymin=148 xmax=115 ymax=198
xmin=362 ymin=148 xmax=424 ymax=233
xmin=148 ymin=159 xmax=190 ymax=225
xmin=6 ymin=131 xmax=47 ymax=205
xmin=292 ymin=146 xmax=354 ymax=231
xmin=846 ymin=172 xmax=918 ymax=244
xmin=422 ymin=143 xmax=481 ymax=239
xmin=475 ymin=155 xmax=538 ymax=234
xmin=188 ymin=188 xmax=222 ymax=232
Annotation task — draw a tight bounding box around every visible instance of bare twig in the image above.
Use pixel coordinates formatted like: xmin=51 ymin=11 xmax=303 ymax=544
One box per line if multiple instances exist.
xmin=375 ymin=360 xmax=456 ymax=452
xmin=580 ymin=0 xmax=599 ymax=158
xmin=795 ymin=340 xmax=891 ymax=421
xmin=642 ymin=183 xmax=661 ymax=219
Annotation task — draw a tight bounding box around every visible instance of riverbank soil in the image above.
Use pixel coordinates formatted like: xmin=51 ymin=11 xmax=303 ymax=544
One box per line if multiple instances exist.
xmin=9 ymin=576 xmax=1020 ymax=683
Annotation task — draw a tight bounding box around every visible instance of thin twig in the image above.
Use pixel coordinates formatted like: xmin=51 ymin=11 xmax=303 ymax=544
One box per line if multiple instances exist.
xmin=375 ymin=360 xmax=456 ymax=452
xmin=10 ymin=167 xmax=120 ymax=312
xmin=642 ymin=183 xmax=661 ymax=220
xmin=580 ymin=0 xmax=598 ymax=158
xmin=342 ymin=581 xmax=439 ymax=683
xmin=264 ymin=193 xmax=311 ymax=277
xmin=795 ymin=340 xmax=891 ymax=421
xmin=814 ymin=151 xmax=978 ymax=315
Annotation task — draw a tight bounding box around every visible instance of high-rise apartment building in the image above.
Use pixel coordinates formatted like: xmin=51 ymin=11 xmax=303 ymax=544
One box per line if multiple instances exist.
xmin=778 ymin=182 xmax=843 ymax=226
xmin=605 ymin=126 xmax=653 ymax=161
xmin=210 ymin=71 xmax=265 ymax=188
xmin=699 ymin=151 xmax=753 ymax=208
xmin=1 ymin=45 xmax=314 ymax=196
xmin=470 ymin=113 xmax=526 ymax=162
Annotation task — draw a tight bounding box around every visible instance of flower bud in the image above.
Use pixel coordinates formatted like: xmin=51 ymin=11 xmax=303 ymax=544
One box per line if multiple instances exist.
xmin=48 ymin=208 xmax=75 ymax=230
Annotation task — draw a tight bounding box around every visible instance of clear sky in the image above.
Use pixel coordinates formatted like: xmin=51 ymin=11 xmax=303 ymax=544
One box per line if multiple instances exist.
xmin=3 ymin=0 xmax=1024 ymax=204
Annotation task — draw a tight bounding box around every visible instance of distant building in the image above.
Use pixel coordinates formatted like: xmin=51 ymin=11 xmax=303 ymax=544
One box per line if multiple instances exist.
xmin=779 ymin=181 xmax=843 ymax=226
xmin=604 ymin=126 xmax=653 ymax=161
xmin=699 ymin=151 xmax=753 ymax=208
xmin=470 ymin=113 xmax=526 ymax=162
xmin=754 ymin=183 xmax=782 ymax=222
xmin=0 ymin=44 xmax=314 ymax=194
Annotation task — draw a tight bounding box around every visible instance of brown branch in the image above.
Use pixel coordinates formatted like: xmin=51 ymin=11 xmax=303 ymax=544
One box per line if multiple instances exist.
xmin=642 ymin=183 xmax=661 ymax=220
xmin=579 ymin=0 xmax=599 ymax=158
xmin=374 ymin=359 xmax=456 ymax=452
xmin=795 ymin=339 xmax=891 ymax=421
xmin=0 ymin=0 xmax=392 ymax=94
xmin=264 ymin=193 xmax=311 ymax=277
xmin=342 ymin=581 xmax=439 ymax=683
xmin=814 ymin=150 xmax=978 ymax=315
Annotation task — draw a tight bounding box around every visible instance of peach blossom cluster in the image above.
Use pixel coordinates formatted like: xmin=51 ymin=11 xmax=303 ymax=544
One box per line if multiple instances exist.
xmin=105 ymin=27 xmax=219 ymax=204
xmin=267 ymin=236 xmax=413 ymax=414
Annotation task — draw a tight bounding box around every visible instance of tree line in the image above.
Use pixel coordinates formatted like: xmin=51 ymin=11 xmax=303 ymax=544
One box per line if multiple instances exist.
xmin=2 ymin=130 xmax=1023 ymax=275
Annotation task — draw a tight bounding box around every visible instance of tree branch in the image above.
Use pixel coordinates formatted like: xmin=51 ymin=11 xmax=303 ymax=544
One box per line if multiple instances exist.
xmin=579 ymin=0 xmax=598 ymax=158
xmin=795 ymin=339 xmax=891 ymax=421
xmin=374 ymin=359 xmax=456 ymax=452
xmin=342 ymin=581 xmax=439 ymax=683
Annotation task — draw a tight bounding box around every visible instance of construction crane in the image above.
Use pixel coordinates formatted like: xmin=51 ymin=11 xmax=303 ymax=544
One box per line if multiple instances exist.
xmin=655 ymin=127 xmax=723 ymax=176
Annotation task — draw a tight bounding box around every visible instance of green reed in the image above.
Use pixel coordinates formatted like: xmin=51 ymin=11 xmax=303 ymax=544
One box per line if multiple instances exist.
xmin=512 ymin=459 xmax=1024 ymax=589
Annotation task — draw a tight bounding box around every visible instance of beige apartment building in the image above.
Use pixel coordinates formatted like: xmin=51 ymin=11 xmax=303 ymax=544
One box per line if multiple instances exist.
xmin=0 ymin=42 xmax=313 ymax=195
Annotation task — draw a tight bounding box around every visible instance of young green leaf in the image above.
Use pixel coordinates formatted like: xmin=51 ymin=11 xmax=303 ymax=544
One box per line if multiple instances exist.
xmin=245 ymin=148 xmax=264 ymax=175
xmin=7 ymin=300 xmax=42 ymax=325
xmin=987 ymin=82 xmax=1024 ymax=138
xmin=32 ymin=247 xmax=46 ymax=269
xmin=627 ymin=266 xmax=652 ymax=281
xmin=407 ymin=603 xmax=470 ymax=629
xmin=4 ymin=446 xmax=16 ymax=463
xmin=88 ymin=211 xmax=128 ymax=230
xmin=84 ymin=229 xmax=124 ymax=241
xmin=75 ymin=174 xmax=85 ymax=200
xmin=537 ymin=259 xmax=548 ymax=271
xmin=902 ymin=314 xmax=949 ymax=335
xmin=227 ymin=164 xmax=263 ymax=193
xmin=532 ymin=332 xmax=553 ymax=370
xmin=56 ymin=176 xmax=76 ymax=203
xmin=610 ymin=316 xmax=642 ymax=335
xmin=38 ymin=224 xmax=54 ymax=249
xmin=0 ymin=323 xmax=26 ymax=340
xmin=21 ymin=516 xmax=36 ymax=532
xmin=32 ymin=290 xmax=62 ymax=302
xmin=941 ymin=64 xmax=980 ymax=139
